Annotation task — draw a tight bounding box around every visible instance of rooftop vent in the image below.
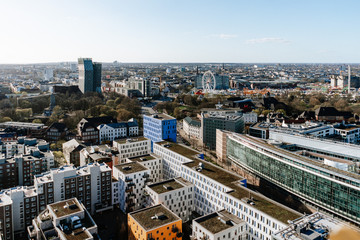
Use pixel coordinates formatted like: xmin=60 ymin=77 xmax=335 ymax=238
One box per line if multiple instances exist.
xmin=68 ymin=203 xmax=78 ymax=210
xmin=218 ymin=216 xmax=232 ymax=225
xmin=151 ymin=212 xmax=167 ymax=220
xmin=163 ymin=185 xmax=173 ymax=190
xmin=196 ymin=163 xmax=203 ymax=172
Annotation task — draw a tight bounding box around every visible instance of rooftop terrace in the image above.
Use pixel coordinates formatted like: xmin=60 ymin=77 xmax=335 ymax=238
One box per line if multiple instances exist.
xmin=49 ymin=198 xmax=82 ymax=218
xmin=157 ymin=141 xmax=200 ymax=160
xmin=115 ymin=136 xmax=148 ymax=144
xmin=158 ymin=142 xmax=302 ymax=224
xmin=147 ymin=113 xmax=175 ymax=120
xmin=130 ymin=204 xmax=181 ymax=231
xmin=115 ymin=162 xmax=148 ymax=174
xmin=156 ymin=141 xmax=301 ymax=224
xmin=128 ymin=154 xmax=156 ymax=162
xmin=195 ymin=210 xmax=243 ymax=234
xmin=147 ymin=178 xmax=190 ymax=194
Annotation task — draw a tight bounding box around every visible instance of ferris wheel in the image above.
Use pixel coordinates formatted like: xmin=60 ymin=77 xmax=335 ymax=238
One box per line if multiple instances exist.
xmin=202 ymin=70 xmax=216 ymax=93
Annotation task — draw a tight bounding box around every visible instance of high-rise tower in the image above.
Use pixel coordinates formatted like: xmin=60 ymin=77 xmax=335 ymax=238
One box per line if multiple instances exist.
xmin=78 ymin=58 xmax=102 ymax=93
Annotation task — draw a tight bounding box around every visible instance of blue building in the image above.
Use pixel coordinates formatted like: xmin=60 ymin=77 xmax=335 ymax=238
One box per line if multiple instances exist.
xmin=143 ymin=114 xmax=177 ymax=148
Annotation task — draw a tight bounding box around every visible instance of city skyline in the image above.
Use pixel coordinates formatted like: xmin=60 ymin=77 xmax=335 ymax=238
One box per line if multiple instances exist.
xmin=1 ymin=0 xmax=360 ymax=64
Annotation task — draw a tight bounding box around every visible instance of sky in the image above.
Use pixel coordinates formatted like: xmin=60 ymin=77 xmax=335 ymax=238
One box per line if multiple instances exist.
xmin=0 ymin=0 xmax=359 ymax=64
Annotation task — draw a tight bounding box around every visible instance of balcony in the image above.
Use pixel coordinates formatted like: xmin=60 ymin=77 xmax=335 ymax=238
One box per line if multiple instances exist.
xmin=143 ymin=173 xmax=150 ymax=178
xmin=125 ymin=177 xmax=133 ymax=182
xmin=127 ymin=182 xmax=135 ymax=187
xmin=145 ymin=178 xmax=152 ymax=183
xmin=125 ymin=188 xmax=133 ymax=193
xmin=172 ymin=227 xmax=178 ymax=233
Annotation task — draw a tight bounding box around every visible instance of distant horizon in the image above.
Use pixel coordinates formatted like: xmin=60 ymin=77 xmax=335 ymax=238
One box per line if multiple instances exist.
xmin=1 ymin=1 xmax=360 ymax=64
xmin=1 ymin=61 xmax=360 ymax=65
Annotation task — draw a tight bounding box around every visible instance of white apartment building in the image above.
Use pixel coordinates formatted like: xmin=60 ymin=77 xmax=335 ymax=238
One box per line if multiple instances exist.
xmin=0 ymin=162 xmax=112 ymax=240
xmin=242 ymin=112 xmax=258 ymax=124
xmin=192 ymin=210 xmax=247 ymax=240
xmin=98 ymin=119 xmax=139 ymax=143
xmin=35 ymin=163 xmax=113 ymax=215
xmin=112 ymin=137 xmax=151 ymax=164
xmin=112 ymin=179 xmax=120 ymax=205
xmin=145 ymin=177 xmax=194 ymax=222
xmin=113 ymin=162 xmax=151 ymax=213
xmin=334 ymin=125 xmax=360 ymax=143
xmin=153 ymin=141 xmax=302 ymax=240
xmin=0 ymin=193 xmax=13 ymax=240
xmin=126 ymin=153 xmax=163 ymax=183
xmin=183 ymin=117 xmax=201 ymax=139
xmin=27 ymin=198 xmax=98 ymax=240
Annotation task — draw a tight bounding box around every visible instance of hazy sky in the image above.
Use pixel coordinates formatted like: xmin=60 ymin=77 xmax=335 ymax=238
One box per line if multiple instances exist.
xmin=1 ymin=0 xmax=359 ymax=63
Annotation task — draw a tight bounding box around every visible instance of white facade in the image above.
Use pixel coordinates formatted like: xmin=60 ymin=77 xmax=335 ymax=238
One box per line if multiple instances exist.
xmin=334 ymin=126 xmax=360 ymax=143
xmin=126 ymin=154 xmax=163 ymax=183
xmin=113 ymin=162 xmax=151 ymax=213
xmin=112 ymin=180 xmax=120 ymax=205
xmin=34 ymin=162 xmax=112 ymax=215
xmin=242 ymin=112 xmax=258 ymax=124
xmin=183 ymin=118 xmax=201 ymax=139
xmin=192 ymin=210 xmax=247 ymax=240
xmin=113 ymin=137 xmax=151 ymax=163
xmin=98 ymin=120 xmax=139 ymax=143
xmin=154 ymin=142 xmax=299 ymax=240
xmin=145 ymin=177 xmax=194 ymax=222
xmin=98 ymin=124 xmax=127 ymax=143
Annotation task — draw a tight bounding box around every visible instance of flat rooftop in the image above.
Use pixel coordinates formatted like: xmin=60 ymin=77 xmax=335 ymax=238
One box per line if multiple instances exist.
xmin=147 ymin=178 xmax=190 ymax=194
xmin=272 ymin=212 xmax=341 ymax=240
xmin=195 ymin=210 xmax=243 ymax=234
xmin=157 ymin=141 xmax=200 ymax=160
xmin=130 ymin=204 xmax=181 ymax=231
xmin=157 ymin=141 xmax=301 ymax=224
xmin=147 ymin=113 xmax=175 ymax=120
xmin=115 ymin=136 xmax=148 ymax=144
xmin=49 ymin=198 xmax=82 ymax=218
xmin=115 ymin=162 xmax=148 ymax=174
xmin=239 ymin=134 xmax=360 ymax=181
xmin=128 ymin=154 xmax=156 ymax=162
xmin=183 ymin=156 xmax=301 ymax=224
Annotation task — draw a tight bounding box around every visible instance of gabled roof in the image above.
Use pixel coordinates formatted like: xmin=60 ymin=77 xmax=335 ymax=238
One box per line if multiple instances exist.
xmin=315 ymin=107 xmax=339 ymax=116
xmin=184 ymin=117 xmax=201 ymax=127
xmin=82 ymin=116 xmax=117 ymax=127
xmin=47 ymin=122 xmax=67 ymax=132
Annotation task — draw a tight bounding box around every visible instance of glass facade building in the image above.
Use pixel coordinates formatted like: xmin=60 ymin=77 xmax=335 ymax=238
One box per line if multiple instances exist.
xmin=202 ymin=115 xmax=244 ymax=150
xmin=226 ymin=134 xmax=360 ymax=225
xmin=78 ymin=58 xmax=102 ymax=93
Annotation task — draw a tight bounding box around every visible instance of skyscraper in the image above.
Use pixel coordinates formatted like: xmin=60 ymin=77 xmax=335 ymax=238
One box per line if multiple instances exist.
xmin=78 ymin=58 xmax=102 ymax=93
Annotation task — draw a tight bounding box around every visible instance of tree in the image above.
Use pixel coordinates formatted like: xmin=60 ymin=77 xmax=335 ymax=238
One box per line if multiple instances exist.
xmin=0 ymin=117 xmax=12 ymax=122
xmin=117 ymin=109 xmax=135 ymax=121
xmin=106 ymin=100 xmax=115 ymax=108
xmin=49 ymin=106 xmax=64 ymax=123
xmin=15 ymin=108 xmax=33 ymax=120
xmin=32 ymin=119 xmax=42 ymax=124
xmin=276 ymin=109 xmax=287 ymax=115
